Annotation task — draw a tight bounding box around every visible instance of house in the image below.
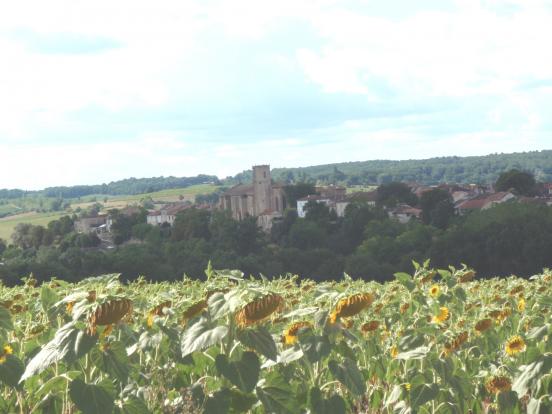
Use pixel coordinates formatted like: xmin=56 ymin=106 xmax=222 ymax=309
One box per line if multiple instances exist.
xmin=297 ymin=195 xmax=332 ymax=218
xmin=106 ymin=206 xmax=143 ymax=232
xmin=219 ymin=165 xmax=287 ymax=231
xmin=346 ymin=190 xmax=378 ymax=206
xmin=74 ymin=215 xmax=107 ymax=234
xmin=387 ymin=204 xmax=422 ymax=223
xmin=456 ymin=192 xmax=516 ymax=215
xmin=315 ymin=185 xmax=347 ymax=201
xmin=147 ymin=203 xmax=190 ymax=226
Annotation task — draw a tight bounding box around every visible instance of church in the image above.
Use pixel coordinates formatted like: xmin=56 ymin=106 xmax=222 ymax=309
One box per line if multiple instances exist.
xmin=219 ymin=165 xmax=287 ymax=230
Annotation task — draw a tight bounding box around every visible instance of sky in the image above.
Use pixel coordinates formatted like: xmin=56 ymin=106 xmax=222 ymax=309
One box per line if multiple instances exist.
xmin=1 ymin=0 xmax=551 ymax=190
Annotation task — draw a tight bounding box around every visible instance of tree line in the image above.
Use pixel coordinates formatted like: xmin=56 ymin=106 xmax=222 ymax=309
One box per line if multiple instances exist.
xmin=1 ymin=184 xmax=551 ymax=285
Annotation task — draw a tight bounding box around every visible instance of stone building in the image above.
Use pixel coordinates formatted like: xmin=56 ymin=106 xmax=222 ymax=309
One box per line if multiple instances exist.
xmin=219 ymin=165 xmax=287 ymax=230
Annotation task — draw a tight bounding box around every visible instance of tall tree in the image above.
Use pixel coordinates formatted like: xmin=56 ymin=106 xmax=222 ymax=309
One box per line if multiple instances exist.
xmin=420 ymin=188 xmax=455 ymax=229
xmin=495 ymin=169 xmax=537 ymax=196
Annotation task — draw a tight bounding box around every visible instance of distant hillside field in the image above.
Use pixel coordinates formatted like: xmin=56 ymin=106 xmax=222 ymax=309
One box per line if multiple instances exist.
xmin=0 ymin=184 xmax=220 ymax=241
xmin=0 ymin=211 xmax=66 ymax=241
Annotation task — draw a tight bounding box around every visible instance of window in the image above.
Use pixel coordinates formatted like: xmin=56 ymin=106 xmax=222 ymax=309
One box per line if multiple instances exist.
xmin=263 ymin=171 xmax=266 ymax=178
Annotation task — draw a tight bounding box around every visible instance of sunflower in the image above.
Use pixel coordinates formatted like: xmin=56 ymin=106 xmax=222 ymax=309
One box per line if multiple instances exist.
xmin=182 ymin=299 xmax=208 ymax=323
xmin=399 ymin=303 xmax=410 ymax=314
xmin=235 ymin=293 xmax=284 ymax=328
xmin=429 ymin=284 xmax=440 ymax=297
xmin=147 ymin=300 xmax=172 ymax=328
xmin=66 ymin=301 xmax=75 ymax=315
xmin=458 ymin=270 xmax=475 ymax=283
xmin=282 ymin=321 xmax=313 ymax=345
xmin=89 ymin=298 xmax=133 ymax=330
xmin=505 ymin=335 xmax=526 ymax=356
xmin=509 ymin=285 xmax=523 ymax=296
xmin=390 ymin=345 xmax=399 ymax=358
xmin=432 ymin=307 xmax=450 ymax=324
xmin=361 ymin=320 xmax=380 ymax=333
xmin=485 ymin=376 xmax=512 ymax=394
xmin=0 ymin=344 xmax=13 ymax=364
xmin=474 ymin=318 xmax=493 ymax=333
xmin=517 ymin=298 xmax=526 ymax=312
xmin=330 ymin=293 xmax=374 ymax=323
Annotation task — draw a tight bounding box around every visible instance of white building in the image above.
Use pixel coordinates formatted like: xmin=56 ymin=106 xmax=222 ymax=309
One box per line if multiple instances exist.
xmin=297 ymin=195 xmax=332 ymax=218
xmin=147 ymin=204 xmax=190 ymax=226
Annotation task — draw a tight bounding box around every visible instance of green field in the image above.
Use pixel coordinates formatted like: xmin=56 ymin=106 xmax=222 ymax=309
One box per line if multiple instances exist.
xmin=0 ymin=211 xmax=67 ymax=241
xmin=0 ymin=184 xmax=221 ymax=241
xmin=72 ymin=184 xmax=220 ymax=208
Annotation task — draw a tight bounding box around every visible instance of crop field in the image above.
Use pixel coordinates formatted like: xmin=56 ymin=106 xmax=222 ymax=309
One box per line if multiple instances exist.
xmin=0 ymin=264 xmax=550 ymax=413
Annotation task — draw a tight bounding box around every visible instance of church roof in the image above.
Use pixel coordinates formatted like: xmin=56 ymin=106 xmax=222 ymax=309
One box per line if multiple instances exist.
xmin=223 ymin=184 xmax=254 ymax=196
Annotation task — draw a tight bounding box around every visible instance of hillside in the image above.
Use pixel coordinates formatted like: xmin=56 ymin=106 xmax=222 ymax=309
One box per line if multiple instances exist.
xmin=232 ymin=150 xmax=552 ymax=185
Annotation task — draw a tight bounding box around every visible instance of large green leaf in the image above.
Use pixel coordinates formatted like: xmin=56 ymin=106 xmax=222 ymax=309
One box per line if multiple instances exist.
xmin=181 ymin=318 xmax=229 ymax=357
xmin=410 ymin=383 xmax=439 ymax=408
xmin=512 ymin=353 xmax=552 ymax=397
xmin=0 ymin=306 xmax=13 ymax=331
xmin=300 ymin=334 xmax=331 ymax=364
xmin=204 ymin=388 xmax=231 ymax=414
xmin=256 ymin=386 xmax=297 ymax=414
xmin=215 ymin=352 xmax=260 ymax=393
xmin=33 ymin=371 xmax=81 ymax=401
xmin=69 ymin=378 xmax=115 ymax=414
xmin=208 ymin=290 xmax=242 ymax=320
xmin=261 ymin=346 xmax=304 ymax=369
xmin=0 ymin=354 xmax=24 ymax=387
xmin=40 ymin=284 xmax=59 ymax=314
xmin=308 ymin=387 xmax=346 ymax=414
xmin=394 ymin=272 xmax=415 ymax=291
xmin=117 ymin=396 xmax=151 ymax=414
xmin=527 ymin=397 xmax=552 ymax=414
xmin=91 ymin=341 xmax=130 ymax=383
xmin=396 ymin=346 xmax=430 ymax=360
xmin=237 ymin=327 xmax=277 ymax=361
xmin=328 ymin=358 xmax=366 ymax=396
xmin=21 ymin=322 xmax=79 ymax=381
xmin=497 ymin=391 xmax=522 ymax=414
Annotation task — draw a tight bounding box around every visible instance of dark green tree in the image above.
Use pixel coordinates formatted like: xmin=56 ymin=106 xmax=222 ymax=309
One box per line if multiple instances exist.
xmin=420 ymin=188 xmax=455 ymax=229
xmin=495 ymin=169 xmax=537 ymax=196
xmin=376 ymin=182 xmax=418 ymax=207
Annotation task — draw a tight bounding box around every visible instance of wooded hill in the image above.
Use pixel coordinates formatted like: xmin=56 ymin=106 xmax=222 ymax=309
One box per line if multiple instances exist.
xmin=233 ymin=150 xmax=552 ymax=185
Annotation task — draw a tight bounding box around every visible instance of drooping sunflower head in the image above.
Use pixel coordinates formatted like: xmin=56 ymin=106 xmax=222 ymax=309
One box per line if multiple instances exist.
xmin=429 ymin=284 xmax=440 ymax=298
xmin=399 ymin=303 xmax=410 ymax=314
xmin=432 ymin=307 xmax=450 ymax=324
xmin=458 ymin=270 xmax=475 ymax=283
xmin=505 ymin=335 xmax=526 ymax=356
xmin=89 ymin=298 xmax=133 ymax=333
xmin=182 ymin=299 xmax=208 ymax=324
xmin=361 ymin=320 xmax=380 ymax=333
xmin=475 ymin=318 xmax=493 ymax=333
xmin=282 ymin=321 xmax=313 ymax=345
xmin=332 ymin=293 xmax=375 ymax=320
xmin=485 ymin=375 xmax=512 ymax=394
xmin=235 ymin=293 xmax=284 ymax=328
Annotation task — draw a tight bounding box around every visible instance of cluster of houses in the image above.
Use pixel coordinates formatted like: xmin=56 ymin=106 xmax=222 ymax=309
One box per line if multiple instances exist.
xmin=75 ymin=166 xmax=552 ymax=235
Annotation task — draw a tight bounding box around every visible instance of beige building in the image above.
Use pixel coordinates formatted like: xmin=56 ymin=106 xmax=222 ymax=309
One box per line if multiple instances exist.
xmin=219 ymin=165 xmax=287 ymax=230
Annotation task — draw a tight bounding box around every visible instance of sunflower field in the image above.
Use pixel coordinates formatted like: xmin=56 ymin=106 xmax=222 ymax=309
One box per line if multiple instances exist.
xmin=0 ymin=262 xmax=551 ymax=413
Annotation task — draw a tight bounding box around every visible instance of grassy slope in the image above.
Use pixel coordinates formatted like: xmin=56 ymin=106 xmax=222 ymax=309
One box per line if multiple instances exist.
xmin=0 ymin=184 xmax=220 ymax=241
xmin=0 ymin=212 xmax=66 ymax=241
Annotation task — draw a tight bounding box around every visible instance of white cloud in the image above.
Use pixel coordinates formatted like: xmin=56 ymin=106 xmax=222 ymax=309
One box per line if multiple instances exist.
xmin=0 ymin=0 xmax=551 ymax=189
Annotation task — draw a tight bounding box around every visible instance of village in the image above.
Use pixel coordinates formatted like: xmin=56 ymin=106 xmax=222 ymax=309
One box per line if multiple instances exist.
xmin=73 ymin=165 xmax=552 ymax=242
